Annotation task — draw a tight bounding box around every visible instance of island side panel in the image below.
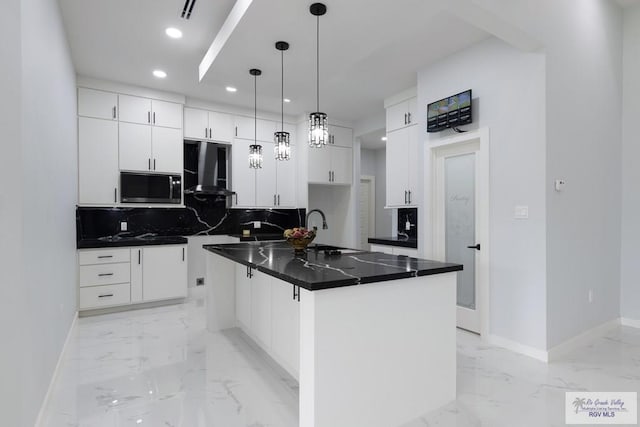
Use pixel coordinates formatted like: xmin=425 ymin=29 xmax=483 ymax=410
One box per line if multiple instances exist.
xmin=299 ymin=272 xmax=457 ymax=427
xmin=205 ymin=252 xmax=237 ymax=332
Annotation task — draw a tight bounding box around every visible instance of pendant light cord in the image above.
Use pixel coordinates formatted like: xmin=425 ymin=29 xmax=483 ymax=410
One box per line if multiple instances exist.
xmin=254 ymin=74 xmax=257 ymax=144
xmin=316 ymin=14 xmax=320 ymax=113
xmin=281 ymin=49 xmax=284 ymax=132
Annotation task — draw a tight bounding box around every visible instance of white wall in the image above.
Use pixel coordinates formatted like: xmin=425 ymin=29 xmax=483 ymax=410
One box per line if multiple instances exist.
xmin=620 ymin=4 xmax=640 ymax=321
xmin=0 ymin=0 xmax=77 ymax=424
xmin=418 ymin=37 xmax=548 ymax=350
xmin=361 ymin=148 xmax=392 ymax=236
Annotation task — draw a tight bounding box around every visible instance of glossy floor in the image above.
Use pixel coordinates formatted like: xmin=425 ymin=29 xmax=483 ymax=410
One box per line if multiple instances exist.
xmin=41 ymin=289 xmax=640 ymax=427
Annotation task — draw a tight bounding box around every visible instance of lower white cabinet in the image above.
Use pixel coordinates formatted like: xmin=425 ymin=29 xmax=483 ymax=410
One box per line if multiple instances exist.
xmin=370 ymin=243 xmax=418 ymax=257
xmin=234 ymin=267 xmax=300 ymax=378
xmin=78 ymin=244 xmax=187 ymax=311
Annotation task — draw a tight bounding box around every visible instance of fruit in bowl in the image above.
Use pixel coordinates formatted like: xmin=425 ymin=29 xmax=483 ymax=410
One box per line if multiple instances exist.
xmin=284 ymin=227 xmax=317 ymax=252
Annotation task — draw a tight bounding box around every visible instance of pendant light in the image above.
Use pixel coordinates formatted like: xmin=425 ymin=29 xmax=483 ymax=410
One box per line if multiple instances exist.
xmin=274 ymin=41 xmax=291 ymax=161
xmin=308 ymin=3 xmax=328 ymax=148
xmin=249 ymin=68 xmax=263 ymax=169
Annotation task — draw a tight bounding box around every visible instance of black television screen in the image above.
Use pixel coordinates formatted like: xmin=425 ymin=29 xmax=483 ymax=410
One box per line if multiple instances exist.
xmin=427 ymin=89 xmax=472 ymax=133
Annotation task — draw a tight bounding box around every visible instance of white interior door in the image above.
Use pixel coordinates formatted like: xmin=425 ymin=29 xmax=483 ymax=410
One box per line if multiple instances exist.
xmin=434 ymin=141 xmax=485 ymax=334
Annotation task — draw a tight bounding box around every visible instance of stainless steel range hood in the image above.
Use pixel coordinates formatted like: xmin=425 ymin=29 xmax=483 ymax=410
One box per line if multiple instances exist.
xmin=183 ymin=140 xmax=235 ymax=198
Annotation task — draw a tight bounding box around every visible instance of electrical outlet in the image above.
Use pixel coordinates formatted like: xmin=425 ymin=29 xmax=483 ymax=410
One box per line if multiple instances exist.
xmin=588 ymin=289 xmax=593 ymax=303
xmin=253 ymin=221 xmax=261 ymax=229
xmin=120 ymin=221 xmax=128 ymax=231
xmin=196 ymin=278 xmax=204 ymax=286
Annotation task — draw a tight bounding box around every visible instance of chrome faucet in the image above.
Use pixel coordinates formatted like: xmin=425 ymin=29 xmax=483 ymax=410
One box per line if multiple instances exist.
xmin=306 ymin=209 xmax=328 ymax=229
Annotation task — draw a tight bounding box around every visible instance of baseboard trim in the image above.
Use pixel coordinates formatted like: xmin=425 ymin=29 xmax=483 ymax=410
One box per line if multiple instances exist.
xmin=547 ymin=318 xmax=621 ymax=362
xmin=34 ymin=310 xmax=78 ymax=427
xmin=486 ymin=334 xmax=549 ymax=362
xmin=621 ymin=317 xmax=640 ymax=329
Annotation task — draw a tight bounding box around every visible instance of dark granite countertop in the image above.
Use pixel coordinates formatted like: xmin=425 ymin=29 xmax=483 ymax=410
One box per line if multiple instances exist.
xmin=78 ymin=235 xmax=188 ymax=249
xmin=368 ymin=236 xmax=418 ymax=249
xmin=203 ymin=241 xmax=462 ymax=291
xmin=229 ymin=233 xmax=285 ymax=242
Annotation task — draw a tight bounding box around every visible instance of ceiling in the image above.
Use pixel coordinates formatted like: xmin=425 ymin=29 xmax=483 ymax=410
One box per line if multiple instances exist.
xmin=60 ymin=0 xmax=490 ymax=123
xmin=616 ymin=0 xmax=640 ymax=7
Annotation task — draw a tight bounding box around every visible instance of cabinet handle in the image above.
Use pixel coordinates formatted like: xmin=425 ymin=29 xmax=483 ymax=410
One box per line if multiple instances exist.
xmin=274 ymin=194 xmax=276 ymax=205
xmin=153 ymin=112 xmax=156 ymax=124
xmin=112 ymin=106 xmax=116 ymax=119
xmin=404 ymin=113 xmax=407 ymax=125
xmin=205 ymin=127 xmax=208 ymax=138
xmin=138 ymin=250 xmax=141 ymax=264
xmin=153 ymin=159 xmax=156 ymax=170
xmin=148 ymin=111 xmax=151 ymax=123
xmin=98 ymin=273 xmax=114 ymax=277
xmin=404 ymin=190 xmax=408 ymax=204
xmin=408 ymin=112 xmax=411 ymax=124
xmin=277 ymin=194 xmax=280 ymax=206
xmin=408 ymin=190 xmax=412 ymax=204
xmin=209 ymin=128 xmax=212 ymax=139
xmin=98 ymin=294 xmax=114 ymax=298
xmin=182 ymin=247 xmax=185 ymax=261
xmin=148 ymin=158 xmax=151 ymax=170
xmin=329 ymin=170 xmax=331 ymax=182
xmin=114 ymin=188 xmax=117 ymax=203
xmin=235 ymin=126 xmax=238 ymax=137
xmin=292 ymin=285 xmax=300 ymax=301
xmin=98 ymin=255 xmax=113 ymax=259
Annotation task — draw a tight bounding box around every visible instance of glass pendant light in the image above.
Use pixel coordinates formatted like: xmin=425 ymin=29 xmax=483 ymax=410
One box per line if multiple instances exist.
xmin=274 ymin=41 xmax=291 ymax=161
xmin=308 ymin=3 xmax=328 ymax=148
xmin=249 ymin=68 xmax=263 ymax=169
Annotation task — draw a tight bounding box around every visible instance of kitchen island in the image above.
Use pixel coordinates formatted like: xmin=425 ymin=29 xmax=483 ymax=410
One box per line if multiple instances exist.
xmin=203 ymin=241 xmax=462 ymax=427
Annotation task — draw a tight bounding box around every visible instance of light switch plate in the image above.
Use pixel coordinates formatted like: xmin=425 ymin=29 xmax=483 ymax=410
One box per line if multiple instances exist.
xmin=514 ymin=206 xmax=529 ymax=219
xmin=120 ymin=221 xmax=128 ymax=231
xmin=253 ymin=221 xmax=261 ymax=229
xmin=555 ymin=179 xmax=566 ymax=191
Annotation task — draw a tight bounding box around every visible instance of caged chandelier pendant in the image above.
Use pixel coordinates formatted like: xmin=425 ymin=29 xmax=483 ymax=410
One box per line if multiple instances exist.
xmin=249 ymin=68 xmax=263 ymax=169
xmin=274 ymin=41 xmax=291 ymax=160
xmin=308 ymin=3 xmax=328 ymax=148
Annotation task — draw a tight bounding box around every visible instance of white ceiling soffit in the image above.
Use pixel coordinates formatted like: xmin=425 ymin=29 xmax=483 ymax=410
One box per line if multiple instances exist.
xmin=360 ymin=129 xmax=387 ymax=150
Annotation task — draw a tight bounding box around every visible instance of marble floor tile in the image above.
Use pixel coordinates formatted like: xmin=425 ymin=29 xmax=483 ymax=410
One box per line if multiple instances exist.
xmin=40 ymin=289 xmax=640 ymax=427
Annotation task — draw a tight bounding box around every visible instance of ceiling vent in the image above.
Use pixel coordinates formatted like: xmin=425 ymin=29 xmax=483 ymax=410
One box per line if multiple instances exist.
xmin=181 ymin=0 xmax=197 ymax=19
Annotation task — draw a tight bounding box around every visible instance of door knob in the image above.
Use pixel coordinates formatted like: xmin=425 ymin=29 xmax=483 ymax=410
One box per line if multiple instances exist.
xmin=466 ymin=244 xmax=481 ymax=251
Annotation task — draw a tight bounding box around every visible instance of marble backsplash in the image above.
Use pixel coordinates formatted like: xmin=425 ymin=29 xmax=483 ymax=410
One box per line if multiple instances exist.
xmin=397 ymin=207 xmax=418 ymax=238
xmin=77 ymin=197 xmax=305 ymax=241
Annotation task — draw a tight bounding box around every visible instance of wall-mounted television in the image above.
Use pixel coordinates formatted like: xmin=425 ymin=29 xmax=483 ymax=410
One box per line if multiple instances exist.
xmin=427 ymin=89 xmax=472 ymax=133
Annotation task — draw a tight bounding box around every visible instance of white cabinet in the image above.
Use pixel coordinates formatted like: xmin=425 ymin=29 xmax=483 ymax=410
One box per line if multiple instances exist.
xmin=142 ymin=245 xmax=188 ymax=301
xmin=235 ymin=116 xmax=276 ymax=141
xmin=184 ymin=107 xmax=234 ymax=143
xmin=275 ymin=146 xmax=297 ymax=207
xmin=308 ymin=145 xmax=352 ymax=185
xmin=255 ymin=141 xmax=278 ymax=207
xmin=78 ymin=117 xmax=119 ymax=205
xmin=250 ymin=269 xmax=272 ymax=348
xmin=119 ymin=122 xmax=182 ymax=173
xmin=131 ymin=247 xmax=143 ymax=303
xmin=271 ymin=278 xmax=299 ymax=375
xmin=235 ymin=263 xmax=252 ymax=330
xmin=78 ymin=88 xmax=118 ymax=120
xmin=386 ymin=125 xmax=418 ymax=207
xmin=231 ymin=141 xmax=256 ymax=207
xmin=78 ymin=248 xmax=131 ymax=310
xmin=118 ymin=94 xmax=182 ymax=129
xmin=370 ymin=244 xmax=418 ymax=257
xmin=327 ymin=125 xmax=353 ymax=147
xmin=386 ymin=96 xmax=417 ymax=133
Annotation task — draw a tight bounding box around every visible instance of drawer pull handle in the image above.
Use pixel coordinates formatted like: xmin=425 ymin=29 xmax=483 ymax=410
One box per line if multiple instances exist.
xmin=97 ymin=255 xmax=113 ymax=259
xmin=98 ymin=273 xmax=114 ymax=277
xmin=98 ymin=294 xmax=114 ymax=298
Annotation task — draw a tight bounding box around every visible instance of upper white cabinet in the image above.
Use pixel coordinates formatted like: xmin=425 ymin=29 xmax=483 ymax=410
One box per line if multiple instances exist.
xmin=386 ymin=96 xmax=417 ymax=133
xmin=78 ymin=88 xmax=118 ymax=120
xmin=184 ymin=107 xmax=234 ymax=143
xmin=119 ymin=123 xmax=183 ymax=173
xmin=231 ymin=141 xmax=256 ymax=207
xmin=386 ymin=122 xmax=418 ymax=207
xmin=308 ymin=144 xmax=352 ymax=185
xmin=235 ymin=116 xmax=277 ymax=141
xmin=78 ymin=117 xmax=119 ymax=205
xmin=119 ymin=94 xmax=182 ymax=129
xmin=327 ymin=125 xmax=353 ymax=147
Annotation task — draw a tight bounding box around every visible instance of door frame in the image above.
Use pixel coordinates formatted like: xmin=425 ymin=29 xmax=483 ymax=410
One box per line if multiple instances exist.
xmin=430 ymin=128 xmax=490 ymax=338
xmin=360 ymin=175 xmax=376 ymax=250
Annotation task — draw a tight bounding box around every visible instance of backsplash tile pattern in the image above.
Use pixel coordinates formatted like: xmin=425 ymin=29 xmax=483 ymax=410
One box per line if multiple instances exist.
xmin=397 ymin=207 xmax=418 ymax=238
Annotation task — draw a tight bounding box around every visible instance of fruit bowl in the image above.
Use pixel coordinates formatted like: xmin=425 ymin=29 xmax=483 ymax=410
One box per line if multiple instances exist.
xmin=284 ymin=227 xmax=317 ymax=253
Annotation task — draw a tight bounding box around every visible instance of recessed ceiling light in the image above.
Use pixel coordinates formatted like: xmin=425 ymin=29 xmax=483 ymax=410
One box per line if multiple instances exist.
xmin=153 ymin=70 xmax=167 ymax=79
xmin=283 ymin=98 xmax=291 ymax=103
xmin=165 ymin=27 xmax=182 ymax=39
xmin=226 ymin=86 xmax=237 ymax=93
xmin=381 ymin=136 xmax=387 ymax=141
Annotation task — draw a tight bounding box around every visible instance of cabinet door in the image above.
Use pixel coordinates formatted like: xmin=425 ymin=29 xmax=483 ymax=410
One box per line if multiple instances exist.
xmin=184 ymin=107 xmax=209 ymax=140
xmin=210 ymin=111 xmax=234 ymax=143
xmin=283 ymin=123 xmax=297 ymax=144
xmin=234 ymin=116 xmax=254 ymax=140
xmin=393 ymin=247 xmax=418 ymax=257
xmin=308 ymin=146 xmax=331 ymax=183
xmin=271 ymin=278 xmax=299 ymax=375
xmin=255 ymin=142 xmax=277 ymax=207
xmin=231 ymin=141 xmax=256 ymax=207
xmin=328 ymin=125 xmax=353 ymax=147
xmin=330 ymin=146 xmax=353 ymax=185
xmin=235 ymin=116 xmax=276 ymax=142
xmin=406 ymin=97 xmax=417 ymax=126
xmin=152 ymin=100 xmax=182 ymax=129
xmin=386 ymin=100 xmax=408 ymax=133
xmin=250 ymin=270 xmax=272 ymax=349
xmin=235 ymin=263 xmax=252 ymax=331
xmin=257 ymin=119 xmax=276 ymax=142
xmin=152 ymin=127 xmax=183 ymax=173
xmin=276 ymin=146 xmax=296 ymax=207
xmin=386 ymin=128 xmax=409 ymax=207
xmin=131 ymin=248 xmax=143 ymax=303
xmin=119 ymin=122 xmax=152 ymax=172
xmin=119 ymin=94 xmax=152 ymax=125
xmin=78 ymin=88 xmax=118 ymax=120
xmin=78 ymin=117 xmax=119 ymax=205
xmin=142 ymin=245 xmax=187 ymax=301
xmin=406 ymin=125 xmax=419 ymax=205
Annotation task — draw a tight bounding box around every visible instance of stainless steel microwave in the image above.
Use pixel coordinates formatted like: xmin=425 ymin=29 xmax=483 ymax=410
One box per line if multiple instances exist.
xmin=120 ymin=172 xmax=181 ymax=204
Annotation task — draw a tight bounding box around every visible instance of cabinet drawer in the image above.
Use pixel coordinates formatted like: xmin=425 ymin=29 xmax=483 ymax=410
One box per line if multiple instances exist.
xmin=79 ymin=283 xmax=131 ymax=309
xmin=79 ymin=263 xmax=131 ymax=287
xmin=79 ymin=248 xmax=131 ymax=265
